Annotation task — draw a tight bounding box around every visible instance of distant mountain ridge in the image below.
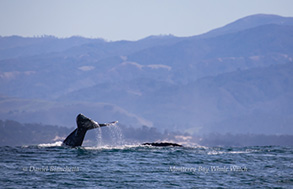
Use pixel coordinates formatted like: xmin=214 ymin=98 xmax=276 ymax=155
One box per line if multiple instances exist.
xmin=198 ymin=14 xmax=293 ymax=38
xmin=0 ymin=14 xmax=293 ymax=134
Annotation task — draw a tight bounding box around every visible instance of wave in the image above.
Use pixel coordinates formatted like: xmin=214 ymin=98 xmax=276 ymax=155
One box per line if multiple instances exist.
xmin=83 ymin=144 xmax=142 ymax=150
xmin=34 ymin=140 xmax=204 ymax=150
xmin=37 ymin=141 xmax=63 ymax=147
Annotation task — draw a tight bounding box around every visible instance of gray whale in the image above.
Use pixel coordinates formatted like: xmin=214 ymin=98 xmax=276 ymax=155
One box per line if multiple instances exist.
xmin=62 ymin=114 xmax=117 ymax=147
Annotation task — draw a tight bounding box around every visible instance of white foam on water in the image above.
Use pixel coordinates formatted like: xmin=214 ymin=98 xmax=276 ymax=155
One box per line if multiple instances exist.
xmin=84 ymin=144 xmax=141 ymax=150
xmin=207 ymin=150 xmax=252 ymax=155
xmin=37 ymin=141 xmax=63 ymax=147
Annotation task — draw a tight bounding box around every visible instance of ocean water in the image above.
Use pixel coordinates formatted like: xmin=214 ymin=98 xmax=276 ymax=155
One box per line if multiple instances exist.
xmin=0 ymin=143 xmax=292 ymax=188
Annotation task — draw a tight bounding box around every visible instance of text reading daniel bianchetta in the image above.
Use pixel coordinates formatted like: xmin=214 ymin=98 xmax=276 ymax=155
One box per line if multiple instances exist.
xmin=23 ymin=166 xmax=79 ymax=172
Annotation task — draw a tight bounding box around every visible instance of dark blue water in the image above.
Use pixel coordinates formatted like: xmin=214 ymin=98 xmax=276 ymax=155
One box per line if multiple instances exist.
xmin=0 ymin=143 xmax=292 ymax=188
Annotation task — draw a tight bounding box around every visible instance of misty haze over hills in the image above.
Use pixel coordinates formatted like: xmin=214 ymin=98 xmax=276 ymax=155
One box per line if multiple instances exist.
xmin=0 ymin=14 xmax=293 ymax=135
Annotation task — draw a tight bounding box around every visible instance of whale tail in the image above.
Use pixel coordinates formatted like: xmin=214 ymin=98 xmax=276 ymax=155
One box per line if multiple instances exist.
xmin=76 ymin=113 xmax=100 ymax=130
xmin=62 ymin=114 xmax=117 ymax=147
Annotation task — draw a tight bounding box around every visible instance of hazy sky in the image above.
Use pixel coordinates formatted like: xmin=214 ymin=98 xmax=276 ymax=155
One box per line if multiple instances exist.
xmin=0 ymin=0 xmax=293 ymax=41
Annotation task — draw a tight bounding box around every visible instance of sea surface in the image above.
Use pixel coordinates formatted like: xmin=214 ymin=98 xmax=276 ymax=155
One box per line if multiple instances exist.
xmin=0 ymin=143 xmax=292 ymax=188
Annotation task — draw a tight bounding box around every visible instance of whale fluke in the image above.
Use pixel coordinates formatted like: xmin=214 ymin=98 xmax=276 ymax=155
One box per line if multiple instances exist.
xmin=62 ymin=114 xmax=117 ymax=147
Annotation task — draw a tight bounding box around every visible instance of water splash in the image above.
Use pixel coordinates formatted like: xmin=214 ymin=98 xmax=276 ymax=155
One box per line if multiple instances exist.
xmin=94 ymin=125 xmax=103 ymax=147
xmin=108 ymin=124 xmax=124 ymax=146
xmin=93 ymin=121 xmax=124 ymax=147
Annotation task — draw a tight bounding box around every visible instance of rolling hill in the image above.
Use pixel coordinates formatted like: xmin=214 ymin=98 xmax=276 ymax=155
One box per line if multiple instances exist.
xmin=0 ymin=14 xmax=293 ymax=134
